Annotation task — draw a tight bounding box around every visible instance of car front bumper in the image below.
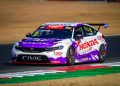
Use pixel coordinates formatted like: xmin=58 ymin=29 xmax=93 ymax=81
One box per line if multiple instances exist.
xmin=12 ymin=49 xmax=67 ymax=64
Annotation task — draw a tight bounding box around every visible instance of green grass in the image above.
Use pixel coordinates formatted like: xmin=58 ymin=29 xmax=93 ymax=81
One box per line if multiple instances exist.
xmin=0 ymin=66 xmax=120 ymax=84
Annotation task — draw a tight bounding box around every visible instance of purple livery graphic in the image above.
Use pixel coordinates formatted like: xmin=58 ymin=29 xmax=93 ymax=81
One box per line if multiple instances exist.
xmin=12 ymin=22 xmax=108 ymax=65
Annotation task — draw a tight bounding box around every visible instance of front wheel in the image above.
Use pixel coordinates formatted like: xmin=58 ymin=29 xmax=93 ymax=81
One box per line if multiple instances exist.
xmin=98 ymin=44 xmax=107 ymax=63
xmin=66 ymin=46 xmax=75 ymax=66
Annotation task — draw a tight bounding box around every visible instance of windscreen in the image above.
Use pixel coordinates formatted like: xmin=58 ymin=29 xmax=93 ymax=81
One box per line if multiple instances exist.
xmin=31 ymin=26 xmax=73 ymax=39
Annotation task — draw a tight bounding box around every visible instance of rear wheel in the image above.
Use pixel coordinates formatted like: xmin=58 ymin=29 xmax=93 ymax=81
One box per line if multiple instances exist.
xmin=98 ymin=44 xmax=107 ymax=63
xmin=66 ymin=46 xmax=75 ymax=66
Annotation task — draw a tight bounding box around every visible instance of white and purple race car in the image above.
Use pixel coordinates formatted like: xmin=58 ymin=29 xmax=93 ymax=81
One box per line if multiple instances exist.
xmin=12 ymin=22 xmax=108 ymax=65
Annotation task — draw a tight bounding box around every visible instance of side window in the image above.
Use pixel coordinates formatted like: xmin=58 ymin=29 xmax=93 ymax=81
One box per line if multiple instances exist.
xmin=73 ymin=26 xmax=83 ymax=38
xmin=83 ymin=26 xmax=94 ymax=36
xmin=93 ymin=29 xmax=98 ymax=35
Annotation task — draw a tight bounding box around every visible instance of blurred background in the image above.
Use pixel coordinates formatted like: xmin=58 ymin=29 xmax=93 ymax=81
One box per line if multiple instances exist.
xmin=0 ymin=0 xmax=120 ymax=43
xmin=47 ymin=0 xmax=120 ymax=1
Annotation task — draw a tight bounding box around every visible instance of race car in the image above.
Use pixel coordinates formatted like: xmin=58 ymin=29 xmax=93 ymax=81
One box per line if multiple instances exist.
xmin=12 ymin=22 xmax=108 ymax=65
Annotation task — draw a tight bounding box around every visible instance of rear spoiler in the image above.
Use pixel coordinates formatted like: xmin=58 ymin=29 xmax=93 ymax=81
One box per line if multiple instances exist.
xmin=87 ymin=23 xmax=108 ymax=31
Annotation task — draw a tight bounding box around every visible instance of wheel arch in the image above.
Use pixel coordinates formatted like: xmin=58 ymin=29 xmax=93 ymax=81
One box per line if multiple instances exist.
xmin=66 ymin=45 xmax=76 ymax=65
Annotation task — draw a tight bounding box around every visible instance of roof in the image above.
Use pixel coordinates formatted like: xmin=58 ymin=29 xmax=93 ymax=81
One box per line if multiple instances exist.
xmin=41 ymin=22 xmax=108 ymax=31
xmin=42 ymin=22 xmax=83 ymax=26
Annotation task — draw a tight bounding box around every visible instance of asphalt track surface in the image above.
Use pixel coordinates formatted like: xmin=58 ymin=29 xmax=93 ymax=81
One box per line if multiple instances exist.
xmin=0 ymin=35 xmax=120 ymax=73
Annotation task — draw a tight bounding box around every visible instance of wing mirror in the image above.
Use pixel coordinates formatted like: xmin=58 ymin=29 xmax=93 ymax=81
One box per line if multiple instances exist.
xmin=26 ymin=33 xmax=31 ymax=37
xmin=75 ymin=34 xmax=83 ymax=40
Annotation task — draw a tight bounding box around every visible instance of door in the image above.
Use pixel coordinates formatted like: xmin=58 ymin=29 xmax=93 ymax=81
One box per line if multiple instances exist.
xmin=81 ymin=25 xmax=99 ymax=61
xmin=73 ymin=26 xmax=89 ymax=62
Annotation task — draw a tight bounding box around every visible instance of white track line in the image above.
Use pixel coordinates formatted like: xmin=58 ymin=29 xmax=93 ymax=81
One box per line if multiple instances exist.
xmin=0 ymin=70 xmax=65 ymax=78
xmin=91 ymin=62 xmax=120 ymax=66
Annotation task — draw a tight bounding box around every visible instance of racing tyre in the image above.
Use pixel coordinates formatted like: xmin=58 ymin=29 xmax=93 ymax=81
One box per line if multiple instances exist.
xmin=66 ymin=46 xmax=75 ymax=66
xmin=98 ymin=44 xmax=107 ymax=63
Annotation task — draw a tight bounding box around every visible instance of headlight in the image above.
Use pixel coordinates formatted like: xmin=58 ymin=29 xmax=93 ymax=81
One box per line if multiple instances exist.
xmin=15 ymin=45 xmax=22 ymax=50
xmin=46 ymin=45 xmax=64 ymax=51
xmin=53 ymin=46 xmax=64 ymax=50
xmin=15 ymin=45 xmax=21 ymax=50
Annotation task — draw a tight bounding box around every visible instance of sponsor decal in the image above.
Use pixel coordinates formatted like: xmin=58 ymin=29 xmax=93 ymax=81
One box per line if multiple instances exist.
xmin=22 ymin=42 xmax=42 ymax=44
xmin=82 ymin=58 xmax=89 ymax=61
xmin=54 ymin=52 xmax=63 ymax=56
xmin=97 ymin=36 xmax=103 ymax=40
xmin=88 ymin=47 xmax=92 ymax=51
xmin=46 ymin=25 xmax=64 ymax=30
xmin=79 ymin=39 xmax=99 ymax=50
xmin=51 ymin=61 xmax=60 ymax=64
xmin=65 ymin=26 xmax=72 ymax=30
xmin=75 ymin=41 xmax=80 ymax=45
xmin=22 ymin=56 xmax=42 ymax=61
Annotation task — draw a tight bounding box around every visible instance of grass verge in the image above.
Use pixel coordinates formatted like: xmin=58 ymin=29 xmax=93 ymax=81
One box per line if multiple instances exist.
xmin=0 ymin=66 xmax=120 ymax=84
